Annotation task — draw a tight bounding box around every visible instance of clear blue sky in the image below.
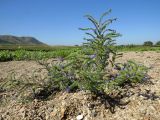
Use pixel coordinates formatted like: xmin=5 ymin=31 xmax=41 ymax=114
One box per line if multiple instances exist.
xmin=0 ymin=0 xmax=160 ymax=45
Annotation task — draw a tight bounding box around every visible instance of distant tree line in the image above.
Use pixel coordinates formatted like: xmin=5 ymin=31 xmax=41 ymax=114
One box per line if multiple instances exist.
xmin=143 ymin=41 xmax=160 ymax=46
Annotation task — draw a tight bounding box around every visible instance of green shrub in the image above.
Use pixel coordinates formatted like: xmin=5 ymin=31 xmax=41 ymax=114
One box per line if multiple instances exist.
xmin=49 ymin=10 xmax=121 ymax=93
xmin=48 ymin=10 xmax=148 ymax=95
xmin=143 ymin=41 xmax=153 ymax=46
xmin=155 ymin=41 xmax=160 ymax=46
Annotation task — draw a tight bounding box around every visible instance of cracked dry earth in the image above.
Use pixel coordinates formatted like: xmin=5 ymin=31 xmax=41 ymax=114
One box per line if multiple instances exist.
xmin=0 ymin=51 xmax=160 ymax=120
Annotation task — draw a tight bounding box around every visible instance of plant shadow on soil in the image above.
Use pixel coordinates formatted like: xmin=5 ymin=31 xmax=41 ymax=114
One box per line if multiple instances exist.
xmin=32 ymin=76 xmax=159 ymax=114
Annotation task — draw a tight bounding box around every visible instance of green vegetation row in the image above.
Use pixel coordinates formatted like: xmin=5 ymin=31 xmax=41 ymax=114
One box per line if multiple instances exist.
xmin=0 ymin=44 xmax=160 ymax=51
xmin=0 ymin=45 xmax=160 ymax=62
xmin=0 ymin=45 xmax=80 ymax=51
xmin=0 ymin=48 xmax=80 ymax=62
xmin=116 ymin=45 xmax=160 ymax=51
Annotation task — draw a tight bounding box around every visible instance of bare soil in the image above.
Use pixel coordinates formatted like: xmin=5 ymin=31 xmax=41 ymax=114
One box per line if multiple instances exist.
xmin=0 ymin=51 xmax=160 ymax=120
xmin=0 ymin=61 xmax=48 ymax=81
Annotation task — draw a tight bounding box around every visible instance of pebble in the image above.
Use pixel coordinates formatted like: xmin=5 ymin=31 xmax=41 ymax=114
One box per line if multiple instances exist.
xmin=76 ymin=114 xmax=84 ymax=120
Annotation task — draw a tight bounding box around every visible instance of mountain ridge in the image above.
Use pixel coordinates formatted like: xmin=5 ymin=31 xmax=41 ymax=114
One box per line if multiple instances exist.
xmin=0 ymin=35 xmax=45 ymax=45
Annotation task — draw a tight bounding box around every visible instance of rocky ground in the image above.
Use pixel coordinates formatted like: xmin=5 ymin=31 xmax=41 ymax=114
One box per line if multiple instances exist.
xmin=0 ymin=51 xmax=160 ymax=120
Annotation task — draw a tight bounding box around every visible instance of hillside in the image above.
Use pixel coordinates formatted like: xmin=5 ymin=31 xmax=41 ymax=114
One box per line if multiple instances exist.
xmin=0 ymin=35 xmax=45 ymax=45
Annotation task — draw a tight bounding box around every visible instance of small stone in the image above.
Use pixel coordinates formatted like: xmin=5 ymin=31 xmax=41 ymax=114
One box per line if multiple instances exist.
xmin=76 ymin=114 xmax=84 ymax=120
xmin=60 ymin=108 xmax=66 ymax=119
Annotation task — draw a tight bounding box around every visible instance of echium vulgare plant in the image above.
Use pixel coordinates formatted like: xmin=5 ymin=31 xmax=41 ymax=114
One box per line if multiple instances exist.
xmin=48 ymin=9 xmax=122 ymax=93
xmin=79 ymin=9 xmax=121 ymax=70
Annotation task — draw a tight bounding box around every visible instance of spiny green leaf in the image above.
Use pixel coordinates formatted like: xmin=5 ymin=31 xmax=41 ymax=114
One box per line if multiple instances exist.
xmin=99 ymin=9 xmax=112 ymax=24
